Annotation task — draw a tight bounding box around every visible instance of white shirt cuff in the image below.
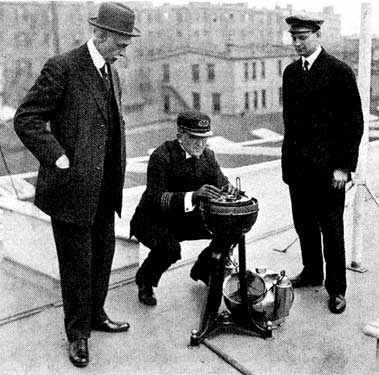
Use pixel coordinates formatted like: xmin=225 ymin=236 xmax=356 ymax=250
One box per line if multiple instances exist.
xmin=184 ymin=192 xmax=195 ymax=212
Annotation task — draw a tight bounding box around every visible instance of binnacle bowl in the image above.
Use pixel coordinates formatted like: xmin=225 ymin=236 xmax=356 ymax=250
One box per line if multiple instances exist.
xmin=199 ymin=195 xmax=258 ymax=238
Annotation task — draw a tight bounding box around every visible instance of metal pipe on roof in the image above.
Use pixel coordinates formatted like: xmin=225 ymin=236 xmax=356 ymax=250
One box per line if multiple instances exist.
xmin=350 ymin=2 xmax=373 ymax=272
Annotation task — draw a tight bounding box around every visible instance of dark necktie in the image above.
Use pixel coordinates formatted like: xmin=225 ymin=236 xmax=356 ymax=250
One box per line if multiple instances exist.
xmin=187 ymin=156 xmax=197 ymax=166
xmin=303 ymin=60 xmax=309 ymax=73
xmin=100 ymin=64 xmax=110 ymax=91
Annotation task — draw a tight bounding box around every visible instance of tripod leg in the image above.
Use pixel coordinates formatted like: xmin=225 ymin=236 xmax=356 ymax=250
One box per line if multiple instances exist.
xmin=195 ymin=253 xmax=227 ymax=341
xmin=199 ymin=255 xmax=225 ymax=331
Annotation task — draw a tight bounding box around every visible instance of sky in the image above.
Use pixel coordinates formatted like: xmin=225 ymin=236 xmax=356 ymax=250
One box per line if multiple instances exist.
xmin=148 ymin=0 xmax=378 ymax=36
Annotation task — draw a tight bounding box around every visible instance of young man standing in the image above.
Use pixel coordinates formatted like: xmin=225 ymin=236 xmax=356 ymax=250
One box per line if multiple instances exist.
xmin=281 ymin=15 xmax=363 ymax=314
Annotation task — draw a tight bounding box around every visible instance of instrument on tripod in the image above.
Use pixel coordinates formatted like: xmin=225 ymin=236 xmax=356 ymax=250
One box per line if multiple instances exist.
xmin=190 ymin=178 xmax=294 ymax=346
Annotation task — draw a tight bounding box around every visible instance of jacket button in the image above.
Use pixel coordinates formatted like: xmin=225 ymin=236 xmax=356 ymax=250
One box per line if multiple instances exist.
xmin=95 ymin=166 xmax=101 ymax=171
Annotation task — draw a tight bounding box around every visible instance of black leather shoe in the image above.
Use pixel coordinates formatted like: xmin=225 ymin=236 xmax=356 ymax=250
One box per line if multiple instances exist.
xmin=328 ymin=294 xmax=346 ymax=314
xmin=92 ymin=318 xmax=130 ymax=333
xmin=69 ymin=338 xmax=89 ymax=368
xmin=190 ymin=261 xmax=210 ymax=286
xmin=138 ymin=283 xmax=157 ymax=306
xmin=290 ymin=273 xmax=323 ymax=288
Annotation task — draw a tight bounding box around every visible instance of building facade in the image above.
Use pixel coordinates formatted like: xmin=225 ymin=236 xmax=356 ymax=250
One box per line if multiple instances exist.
xmin=0 ymin=1 xmax=341 ymax=120
xmin=0 ymin=1 xmax=94 ymax=107
xmin=131 ymin=2 xmax=341 ymax=56
xmin=145 ymin=45 xmax=295 ymax=118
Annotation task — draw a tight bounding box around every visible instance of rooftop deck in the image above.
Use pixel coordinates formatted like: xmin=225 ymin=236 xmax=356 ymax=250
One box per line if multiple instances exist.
xmin=1 ymin=150 xmax=379 ymax=374
xmin=1 ymin=134 xmax=379 ymax=375
xmin=0 ymin=201 xmax=379 ymax=375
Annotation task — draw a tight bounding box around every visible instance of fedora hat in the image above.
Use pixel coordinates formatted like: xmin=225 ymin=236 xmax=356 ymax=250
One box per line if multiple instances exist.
xmin=88 ymin=2 xmax=141 ymax=37
xmin=177 ymin=111 xmax=213 ymax=137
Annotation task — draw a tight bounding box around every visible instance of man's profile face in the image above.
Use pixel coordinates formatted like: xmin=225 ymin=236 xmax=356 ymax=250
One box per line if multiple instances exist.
xmin=180 ymin=132 xmax=208 ymax=158
xmin=98 ymin=33 xmax=132 ymax=64
xmin=291 ymin=31 xmax=320 ymax=57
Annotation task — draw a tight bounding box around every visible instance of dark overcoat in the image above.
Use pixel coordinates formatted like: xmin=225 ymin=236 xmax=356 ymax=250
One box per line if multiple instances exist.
xmin=14 ymin=43 xmax=126 ymax=225
xmin=281 ymin=49 xmax=363 ymax=184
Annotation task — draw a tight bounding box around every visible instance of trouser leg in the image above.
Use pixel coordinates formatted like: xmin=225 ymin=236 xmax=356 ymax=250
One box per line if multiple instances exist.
xmin=51 ymin=219 xmax=92 ymax=342
xmin=289 ymin=184 xmax=324 ymax=280
xmin=136 ymin=227 xmax=181 ymax=287
xmin=51 ymin=192 xmax=116 ymax=340
xmin=90 ymin=198 xmax=115 ymax=322
xmin=319 ymin=186 xmax=346 ymax=296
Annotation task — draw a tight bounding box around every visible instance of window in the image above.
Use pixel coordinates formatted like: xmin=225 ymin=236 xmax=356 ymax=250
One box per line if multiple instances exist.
xmin=279 ymin=87 xmax=283 ymax=106
xmin=164 ymin=95 xmax=170 ymax=113
xmin=15 ymin=32 xmax=29 ymax=47
xmin=278 ymin=60 xmax=282 ymax=76
xmin=261 ymin=61 xmax=265 ymax=79
xmin=43 ymin=32 xmax=50 ymax=45
xmin=21 ymin=5 xmax=29 ymax=22
xmin=193 ymin=92 xmax=200 ymax=110
xmin=244 ymin=92 xmax=249 ymax=111
xmin=162 ymin=64 xmax=170 ymax=82
xmin=192 ymin=64 xmax=200 ymax=82
xmin=207 ymin=64 xmax=215 ymax=82
xmin=176 ymin=11 xmax=183 ymax=23
xmin=155 ymin=12 xmax=162 ymax=22
xmin=262 ymin=89 xmax=266 ymax=108
xmin=252 ymin=62 xmax=256 ymax=80
xmin=212 ymin=93 xmax=221 ymax=113
xmin=254 ymin=91 xmax=258 ymax=109
xmin=23 ymin=58 xmax=33 ymax=78
xmin=244 ymin=62 xmax=249 ymax=81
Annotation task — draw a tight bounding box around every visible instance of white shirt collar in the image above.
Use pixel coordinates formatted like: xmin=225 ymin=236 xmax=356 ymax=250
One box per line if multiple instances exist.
xmin=87 ymin=38 xmax=106 ymax=74
xmin=302 ymin=45 xmax=322 ymax=70
xmin=178 ymin=141 xmax=199 ymax=159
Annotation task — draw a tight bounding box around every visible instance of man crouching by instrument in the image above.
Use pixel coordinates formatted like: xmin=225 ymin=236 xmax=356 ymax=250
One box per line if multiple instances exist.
xmin=130 ymin=111 xmax=238 ymax=306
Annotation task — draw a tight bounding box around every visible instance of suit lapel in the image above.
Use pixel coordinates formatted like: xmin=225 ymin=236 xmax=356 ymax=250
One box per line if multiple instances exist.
xmin=74 ymin=44 xmax=108 ymax=121
xmin=307 ymin=49 xmax=327 ymax=76
xmin=303 ymin=50 xmax=330 ymax=92
xmin=108 ymin=64 xmax=122 ymax=114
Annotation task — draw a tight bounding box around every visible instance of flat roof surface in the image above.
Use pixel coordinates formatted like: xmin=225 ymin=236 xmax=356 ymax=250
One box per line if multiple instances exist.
xmin=0 ymin=196 xmax=378 ymax=375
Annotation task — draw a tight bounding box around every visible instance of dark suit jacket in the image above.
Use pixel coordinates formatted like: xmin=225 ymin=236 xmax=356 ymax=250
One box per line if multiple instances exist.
xmin=130 ymin=139 xmax=229 ymax=235
xmin=14 ymin=43 xmax=126 ymax=225
xmin=281 ymin=49 xmax=363 ymax=184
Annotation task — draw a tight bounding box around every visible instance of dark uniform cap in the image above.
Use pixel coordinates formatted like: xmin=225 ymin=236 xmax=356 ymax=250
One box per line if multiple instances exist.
xmin=177 ymin=111 xmax=213 ymax=137
xmin=286 ymin=15 xmax=324 ymax=33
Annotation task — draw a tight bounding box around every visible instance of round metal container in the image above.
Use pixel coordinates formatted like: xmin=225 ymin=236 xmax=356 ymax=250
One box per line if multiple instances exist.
xmin=223 ymin=271 xmax=282 ymax=323
xmin=200 ymin=196 xmax=258 ymax=238
xmin=223 ymin=271 xmax=267 ymax=311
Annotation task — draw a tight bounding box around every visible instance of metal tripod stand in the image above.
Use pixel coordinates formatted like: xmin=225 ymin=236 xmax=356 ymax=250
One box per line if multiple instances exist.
xmin=190 ymin=234 xmax=272 ymax=347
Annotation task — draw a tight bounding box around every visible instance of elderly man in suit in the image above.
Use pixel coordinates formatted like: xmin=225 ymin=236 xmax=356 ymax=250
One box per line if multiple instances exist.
xmin=14 ymin=2 xmax=140 ymax=368
xmin=130 ymin=111 xmax=238 ymax=306
xmin=281 ymin=15 xmax=363 ymax=314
